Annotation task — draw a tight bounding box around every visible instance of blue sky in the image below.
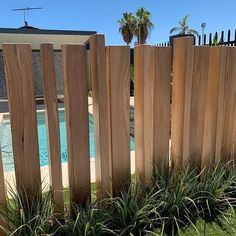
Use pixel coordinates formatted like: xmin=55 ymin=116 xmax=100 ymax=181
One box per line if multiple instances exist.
xmin=1 ymin=0 xmax=235 ymax=46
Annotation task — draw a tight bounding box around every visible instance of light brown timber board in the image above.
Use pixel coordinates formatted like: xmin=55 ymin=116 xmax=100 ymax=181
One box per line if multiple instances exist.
xmin=106 ymin=46 xmax=130 ymax=193
xmin=189 ymin=46 xmax=210 ymax=169
xmin=89 ymin=34 xmax=112 ymax=198
xmin=61 ymin=44 xmax=90 ymax=207
xmin=171 ymin=37 xmax=194 ymax=172
xmin=40 ymin=43 xmax=64 ymax=212
xmin=153 ymin=47 xmax=171 ymax=174
xmin=2 ymin=44 xmax=41 ymax=198
xmin=134 ymin=45 xmax=154 ymax=185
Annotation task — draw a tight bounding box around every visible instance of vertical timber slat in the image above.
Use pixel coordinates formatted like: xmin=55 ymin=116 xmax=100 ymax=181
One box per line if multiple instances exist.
xmin=202 ymin=47 xmax=226 ymax=166
xmin=62 ymin=45 xmax=90 ymax=207
xmin=189 ymin=46 xmax=210 ymax=169
xmin=221 ymin=47 xmax=236 ymax=161
xmin=215 ymin=47 xmax=227 ymax=163
xmin=89 ymin=35 xmax=112 ymax=198
xmin=106 ymin=46 xmax=130 ymax=194
xmin=3 ymin=44 xmax=41 ymax=199
xmin=40 ymin=43 xmax=64 ymax=212
xmin=171 ymin=37 xmax=194 ymax=172
xmin=134 ymin=45 xmax=154 ymax=185
xmin=153 ymin=47 xmax=171 ymax=174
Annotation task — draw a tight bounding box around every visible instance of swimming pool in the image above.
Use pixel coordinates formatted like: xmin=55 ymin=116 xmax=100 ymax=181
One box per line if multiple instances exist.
xmin=0 ymin=110 xmax=135 ymax=172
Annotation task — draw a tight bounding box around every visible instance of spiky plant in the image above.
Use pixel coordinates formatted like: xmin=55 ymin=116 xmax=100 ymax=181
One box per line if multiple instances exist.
xmin=152 ymin=168 xmax=200 ymax=236
xmin=0 ymin=185 xmax=61 ymax=236
xmin=63 ymin=202 xmax=112 ymax=236
xmin=170 ymin=15 xmax=199 ymax=37
xmin=135 ymin=7 xmax=154 ymax=44
xmin=118 ymin=12 xmax=136 ymax=45
xmin=196 ymin=163 xmax=235 ymax=235
xmin=104 ymin=184 xmax=162 ymax=235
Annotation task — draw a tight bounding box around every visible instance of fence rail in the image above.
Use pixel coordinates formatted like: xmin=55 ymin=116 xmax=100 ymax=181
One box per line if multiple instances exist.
xmin=0 ymin=36 xmax=236 ymax=221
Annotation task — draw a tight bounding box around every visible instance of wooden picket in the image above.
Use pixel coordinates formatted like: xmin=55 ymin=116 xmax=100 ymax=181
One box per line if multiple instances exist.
xmin=106 ymin=46 xmax=130 ymax=193
xmin=189 ymin=46 xmax=210 ymax=170
xmin=153 ymin=47 xmax=171 ymax=174
xmin=221 ymin=47 xmax=236 ymax=161
xmin=202 ymin=47 xmax=227 ymax=166
xmin=61 ymin=44 xmax=90 ymax=207
xmin=40 ymin=43 xmax=64 ymax=212
xmin=134 ymin=45 xmax=154 ymax=185
xmin=2 ymin=44 xmax=41 ymax=200
xmin=89 ymin=35 xmax=112 ymax=198
xmin=171 ymin=37 xmax=194 ymax=172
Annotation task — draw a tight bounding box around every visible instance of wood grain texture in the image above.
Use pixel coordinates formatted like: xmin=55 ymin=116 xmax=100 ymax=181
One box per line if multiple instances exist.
xmin=171 ymin=37 xmax=194 ymax=172
xmin=202 ymin=47 xmax=227 ymax=167
xmin=40 ymin=44 xmax=64 ymax=213
xmin=221 ymin=47 xmax=236 ymax=161
xmin=106 ymin=46 xmax=130 ymax=194
xmin=89 ymin=35 xmax=112 ymax=198
xmin=2 ymin=44 xmax=41 ymax=200
xmin=134 ymin=45 xmax=154 ymax=186
xmin=61 ymin=44 xmax=90 ymax=207
xmin=153 ymin=47 xmax=171 ymax=174
xmin=189 ymin=46 xmax=210 ymax=170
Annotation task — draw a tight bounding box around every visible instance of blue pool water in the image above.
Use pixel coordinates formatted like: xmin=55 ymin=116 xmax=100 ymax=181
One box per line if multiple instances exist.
xmin=0 ymin=111 xmax=135 ymax=172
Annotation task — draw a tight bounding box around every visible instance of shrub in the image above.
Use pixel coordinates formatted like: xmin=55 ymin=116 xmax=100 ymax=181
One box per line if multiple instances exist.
xmin=0 ymin=185 xmax=61 ymax=235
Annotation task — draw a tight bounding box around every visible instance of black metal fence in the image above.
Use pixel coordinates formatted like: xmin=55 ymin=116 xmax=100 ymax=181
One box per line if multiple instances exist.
xmin=158 ymin=29 xmax=236 ymax=47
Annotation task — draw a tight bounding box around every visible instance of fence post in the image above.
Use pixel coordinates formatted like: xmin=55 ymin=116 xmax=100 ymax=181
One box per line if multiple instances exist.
xmin=0 ymin=147 xmax=6 ymax=236
xmin=40 ymin=44 xmax=64 ymax=213
xmin=89 ymin=35 xmax=112 ymax=198
xmin=61 ymin=45 xmax=90 ymax=208
xmin=189 ymin=46 xmax=210 ymax=169
xmin=106 ymin=46 xmax=131 ymax=194
xmin=171 ymin=37 xmax=194 ymax=172
xmin=134 ymin=45 xmax=154 ymax=185
xmin=3 ymin=44 xmax=41 ymax=201
xmin=153 ymin=47 xmax=172 ymax=174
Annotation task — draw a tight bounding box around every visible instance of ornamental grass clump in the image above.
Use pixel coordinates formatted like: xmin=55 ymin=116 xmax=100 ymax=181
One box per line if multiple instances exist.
xmin=104 ymin=184 xmax=162 ymax=235
xmin=197 ymin=163 xmax=235 ymax=230
xmin=63 ymin=203 xmax=112 ymax=236
xmin=0 ymin=185 xmax=61 ymax=236
xmin=152 ymin=168 xmax=200 ymax=236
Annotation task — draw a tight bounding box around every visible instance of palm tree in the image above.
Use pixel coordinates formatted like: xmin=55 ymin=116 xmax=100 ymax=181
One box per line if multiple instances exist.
xmin=135 ymin=7 xmax=154 ymax=44
xmin=117 ymin=12 xmax=136 ymax=45
xmin=170 ymin=15 xmax=199 ymax=37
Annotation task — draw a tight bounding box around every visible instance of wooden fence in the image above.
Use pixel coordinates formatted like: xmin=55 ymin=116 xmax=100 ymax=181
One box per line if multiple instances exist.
xmin=0 ymin=35 xmax=236 ymax=222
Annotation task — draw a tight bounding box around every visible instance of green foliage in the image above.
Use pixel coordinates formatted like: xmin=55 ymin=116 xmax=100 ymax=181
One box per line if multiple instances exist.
xmin=170 ymin=15 xmax=199 ymax=37
xmin=152 ymin=168 xmax=200 ymax=236
xmin=117 ymin=12 xmax=136 ymax=45
xmin=2 ymin=163 xmax=236 ymax=235
xmin=104 ymin=184 xmax=161 ymax=235
xmin=135 ymin=7 xmax=154 ymax=44
xmin=0 ymin=186 xmax=62 ymax=235
xmin=130 ymin=65 xmax=134 ymax=81
xmin=63 ymin=203 xmax=112 ymax=236
xmin=118 ymin=7 xmax=154 ymax=45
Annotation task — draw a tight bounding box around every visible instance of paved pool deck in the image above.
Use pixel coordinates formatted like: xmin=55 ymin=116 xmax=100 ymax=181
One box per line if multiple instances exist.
xmin=1 ymin=97 xmax=135 ymax=190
